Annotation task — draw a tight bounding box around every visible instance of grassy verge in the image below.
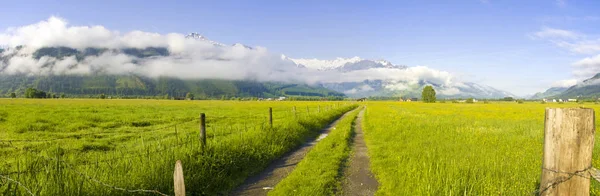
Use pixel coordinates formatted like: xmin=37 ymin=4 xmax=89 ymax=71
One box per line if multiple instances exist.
xmin=269 ymin=107 xmax=362 ymax=196
xmin=362 ymin=102 xmax=600 ymax=195
xmin=0 ymin=100 xmax=357 ymax=195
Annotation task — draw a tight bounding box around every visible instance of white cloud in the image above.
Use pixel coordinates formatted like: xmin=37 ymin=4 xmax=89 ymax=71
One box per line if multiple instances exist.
xmin=343 ymin=85 xmax=374 ymax=94
xmin=551 ymin=79 xmax=578 ymax=88
xmin=439 ymin=87 xmax=461 ymax=95
xmin=572 ymin=54 xmax=600 ymax=78
xmin=0 ymin=16 xmax=471 ymax=93
xmin=533 ymin=27 xmax=580 ymax=39
xmin=532 ymin=27 xmax=600 ymax=55
xmin=553 ymin=40 xmax=600 ymax=54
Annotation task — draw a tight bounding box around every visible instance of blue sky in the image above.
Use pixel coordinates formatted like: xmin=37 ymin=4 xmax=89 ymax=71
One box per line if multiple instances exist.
xmin=1 ymin=0 xmax=600 ymax=96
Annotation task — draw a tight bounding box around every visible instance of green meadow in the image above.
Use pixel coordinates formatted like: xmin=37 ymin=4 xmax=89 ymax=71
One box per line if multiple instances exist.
xmin=0 ymin=99 xmax=356 ymax=195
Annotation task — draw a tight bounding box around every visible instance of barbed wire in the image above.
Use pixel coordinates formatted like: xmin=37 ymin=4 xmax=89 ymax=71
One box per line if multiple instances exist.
xmin=0 ymin=118 xmax=198 ymax=143
xmin=0 ymin=174 xmax=35 ymax=196
xmin=1 ymin=143 xmax=170 ymax=196
xmin=533 ymin=166 xmax=593 ymax=195
xmin=0 ymin=106 xmax=357 ymax=194
xmin=65 ymin=162 xmax=169 ymax=196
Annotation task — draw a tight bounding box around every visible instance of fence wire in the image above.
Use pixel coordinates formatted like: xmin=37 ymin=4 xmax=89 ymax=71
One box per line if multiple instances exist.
xmin=533 ymin=166 xmax=594 ymax=195
xmin=1 ymin=105 xmax=352 ymax=195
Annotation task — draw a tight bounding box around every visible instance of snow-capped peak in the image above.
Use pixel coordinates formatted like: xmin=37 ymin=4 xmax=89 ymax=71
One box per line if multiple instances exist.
xmin=287 ymin=56 xmax=363 ymax=70
xmin=286 ymin=56 xmax=406 ymax=71
xmin=185 ymin=33 xmax=226 ymax=47
xmin=232 ymin=43 xmax=253 ymax=49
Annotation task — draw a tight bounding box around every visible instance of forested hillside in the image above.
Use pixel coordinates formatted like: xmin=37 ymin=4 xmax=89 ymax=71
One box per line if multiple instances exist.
xmin=0 ymin=74 xmax=345 ymax=99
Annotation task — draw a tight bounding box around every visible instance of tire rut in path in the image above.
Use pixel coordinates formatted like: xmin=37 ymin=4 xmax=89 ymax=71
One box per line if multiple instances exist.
xmin=341 ymin=107 xmax=378 ymax=196
xmin=231 ymin=108 xmax=359 ymax=196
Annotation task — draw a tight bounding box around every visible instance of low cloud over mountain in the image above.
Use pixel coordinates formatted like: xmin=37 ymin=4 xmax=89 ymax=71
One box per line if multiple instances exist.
xmin=0 ymin=17 xmax=514 ymax=98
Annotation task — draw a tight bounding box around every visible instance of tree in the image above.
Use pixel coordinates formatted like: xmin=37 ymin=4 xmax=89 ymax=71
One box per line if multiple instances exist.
xmin=421 ymin=85 xmax=436 ymax=103
xmin=9 ymin=92 xmax=16 ymax=98
xmin=25 ymin=88 xmax=47 ymax=99
xmin=60 ymin=93 xmax=66 ymax=98
xmin=502 ymin=97 xmax=514 ymax=101
xmin=100 ymin=94 xmax=106 ymax=99
xmin=186 ymin=92 xmax=194 ymax=100
xmin=466 ymin=98 xmax=474 ymax=103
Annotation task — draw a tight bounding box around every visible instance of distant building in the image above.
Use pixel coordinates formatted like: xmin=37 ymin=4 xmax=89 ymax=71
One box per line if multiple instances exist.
xmin=568 ymin=98 xmax=577 ymax=102
xmin=473 ymin=99 xmax=478 ymax=103
xmin=558 ymin=99 xmax=563 ymax=102
xmin=266 ymin=98 xmax=273 ymax=101
xmin=552 ymin=99 xmax=556 ymax=102
xmin=357 ymin=98 xmax=367 ymax=102
xmin=277 ymin=97 xmax=286 ymax=101
xmin=542 ymin=98 xmax=547 ymax=102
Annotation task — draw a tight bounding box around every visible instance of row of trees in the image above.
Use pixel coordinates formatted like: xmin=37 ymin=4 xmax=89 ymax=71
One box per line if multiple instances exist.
xmin=13 ymin=88 xmax=66 ymax=99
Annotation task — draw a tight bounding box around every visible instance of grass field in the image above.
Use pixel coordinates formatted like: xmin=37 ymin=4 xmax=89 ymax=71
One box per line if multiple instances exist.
xmin=0 ymin=99 xmax=356 ymax=195
xmin=269 ymin=107 xmax=361 ymax=196
xmin=363 ymin=101 xmax=600 ymax=195
xmin=5 ymin=99 xmax=600 ymax=195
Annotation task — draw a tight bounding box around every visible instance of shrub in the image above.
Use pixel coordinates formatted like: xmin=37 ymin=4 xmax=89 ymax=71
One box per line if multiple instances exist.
xmin=466 ymin=98 xmax=474 ymax=104
xmin=517 ymin=100 xmax=524 ymax=104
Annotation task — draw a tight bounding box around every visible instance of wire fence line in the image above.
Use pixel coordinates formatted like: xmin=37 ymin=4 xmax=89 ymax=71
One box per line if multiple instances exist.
xmin=0 ymin=104 xmax=347 ymax=195
xmin=0 ymin=118 xmax=199 ymax=143
xmin=1 ymin=144 xmax=170 ymax=196
xmin=532 ymin=166 xmax=596 ymax=195
xmin=0 ymin=174 xmax=35 ymax=196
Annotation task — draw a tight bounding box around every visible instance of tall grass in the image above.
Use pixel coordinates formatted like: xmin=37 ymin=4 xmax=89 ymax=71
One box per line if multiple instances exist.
xmin=269 ymin=107 xmax=361 ymax=196
xmin=0 ymin=99 xmax=356 ymax=195
xmin=363 ymin=102 xmax=600 ymax=195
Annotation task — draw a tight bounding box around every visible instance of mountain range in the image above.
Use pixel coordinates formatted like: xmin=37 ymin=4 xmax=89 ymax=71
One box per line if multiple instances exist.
xmin=0 ymin=32 xmax=516 ymax=99
xmin=531 ymin=73 xmax=600 ymax=100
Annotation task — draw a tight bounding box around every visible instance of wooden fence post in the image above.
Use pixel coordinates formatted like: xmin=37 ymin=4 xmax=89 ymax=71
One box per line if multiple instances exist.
xmin=318 ymin=105 xmax=321 ymax=113
xmin=539 ymin=108 xmax=595 ymax=196
xmin=199 ymin=113 xmax=206 ymax=150
xmin=174 ymin=160 xmax=185 ymax=196
xmin=306 ymin=106 xmax=309 ymax=114
xmin=269 ymin=107 xmax=273 ymax=128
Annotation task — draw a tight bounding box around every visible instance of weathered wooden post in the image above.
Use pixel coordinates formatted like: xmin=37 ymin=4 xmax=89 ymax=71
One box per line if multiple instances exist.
xmin=199 ymin=113 xmax=206 ymax=150
xmin=269 ymin=107 xmax=273 ymax=128
xmin=306 ymin=106 xmax=309 ymax=114
xmin=318 ymin=105 xmax=321 ymax=113
xmin=174 ymin=160 xmax=185 ymax=196
xmin=539 ymin=108 xmax=595 ymax=196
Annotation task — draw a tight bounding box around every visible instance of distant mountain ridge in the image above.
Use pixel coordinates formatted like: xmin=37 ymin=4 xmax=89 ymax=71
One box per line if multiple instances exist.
xmin=532 ymin=73 xmax=600 ymax=99
xmin=0 ymin=74 xmax=344 ymax=99
xmin=0 ymin=32 xmax=515 ymax=99
xmin=530 ymin=87 xmax=568 ymax=99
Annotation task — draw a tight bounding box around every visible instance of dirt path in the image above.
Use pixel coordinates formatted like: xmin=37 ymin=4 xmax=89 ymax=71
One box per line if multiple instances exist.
xmin=231 ymin=109 xmax=358 ymax=196
xmin=341 ymin=108 xmax=379 ymax=196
